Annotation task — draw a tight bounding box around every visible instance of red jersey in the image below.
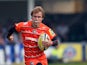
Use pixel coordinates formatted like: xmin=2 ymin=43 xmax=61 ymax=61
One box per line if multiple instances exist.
xmin=15 ymin=20 xmax=56 ymax=61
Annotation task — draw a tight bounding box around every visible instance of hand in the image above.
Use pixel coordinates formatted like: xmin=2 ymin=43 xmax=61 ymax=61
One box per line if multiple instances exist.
xmin=8 ymin=35 xmax=14 ymax=42
xmin=42 ymin=41 xmax=53 ymax=47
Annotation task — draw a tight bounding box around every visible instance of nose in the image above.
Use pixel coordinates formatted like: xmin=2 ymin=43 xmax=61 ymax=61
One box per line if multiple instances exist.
xmin=35 ymin=17 xmax=39 ymax=20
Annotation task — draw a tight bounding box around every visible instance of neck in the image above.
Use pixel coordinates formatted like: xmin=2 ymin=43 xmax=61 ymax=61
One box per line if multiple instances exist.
xmin=32 ymin=23 xmax=40 ymax=28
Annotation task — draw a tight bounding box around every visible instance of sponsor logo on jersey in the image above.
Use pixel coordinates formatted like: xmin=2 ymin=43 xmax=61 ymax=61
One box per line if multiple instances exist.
xmin=49 ymin=29 xmax=55 ymax=36
xmin=25 ymin=37 xmax=38 ymax=42
xmin=32 ymin=29 xmax=37 ymax=34
xmin=30 ymin=61 xmax=34 ymax=65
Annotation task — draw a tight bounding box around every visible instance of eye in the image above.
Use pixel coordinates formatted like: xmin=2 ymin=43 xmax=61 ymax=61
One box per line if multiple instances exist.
xmin=33 ymin=16 xmax=42 ymax=18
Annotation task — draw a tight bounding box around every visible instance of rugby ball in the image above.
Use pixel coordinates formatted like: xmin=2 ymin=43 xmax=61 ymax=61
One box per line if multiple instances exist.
xmin=38 ymin=33 xmax=51 ymax=51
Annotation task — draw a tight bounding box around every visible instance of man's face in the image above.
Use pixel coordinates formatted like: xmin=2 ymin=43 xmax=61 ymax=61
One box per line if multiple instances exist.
xmin=31 ymin=12 xmax=43 ymax=28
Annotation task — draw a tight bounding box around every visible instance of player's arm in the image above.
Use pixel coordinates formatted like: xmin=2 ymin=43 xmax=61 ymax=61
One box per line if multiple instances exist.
xmin=51 ymin=36 xmax=60 ymax=46
xmin=42 ymin=36 xmax=60 ymax=47
xmin=7 ymin=25 xmax=17 ymax=41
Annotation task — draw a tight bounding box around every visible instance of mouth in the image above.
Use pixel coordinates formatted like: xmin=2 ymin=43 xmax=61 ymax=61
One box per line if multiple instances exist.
xmin=32 ymin=21 xmax=40 ymax=28
xmin=34 ymin=21 xmax=38 ymax=22
xmin=34 ymin=21 xmax=40 ymax=24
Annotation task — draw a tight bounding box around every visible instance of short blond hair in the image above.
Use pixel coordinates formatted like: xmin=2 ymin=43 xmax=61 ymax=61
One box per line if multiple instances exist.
xmin=31 ymin=6 xmax=45 ymax=18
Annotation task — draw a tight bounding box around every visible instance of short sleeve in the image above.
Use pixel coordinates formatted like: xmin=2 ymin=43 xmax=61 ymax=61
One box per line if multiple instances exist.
xmin=15 ymin=22 xmax=23 ymax=32
xmin=46 ymin=28 xmax=56 ymax=40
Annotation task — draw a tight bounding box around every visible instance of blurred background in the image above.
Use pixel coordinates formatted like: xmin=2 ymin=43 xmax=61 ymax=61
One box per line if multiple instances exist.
xmin=0 ymin=0 xmax=87 ymax=65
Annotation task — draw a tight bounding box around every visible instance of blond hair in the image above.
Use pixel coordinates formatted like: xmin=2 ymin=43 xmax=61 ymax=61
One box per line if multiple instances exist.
xmin=31 ymin=6 xmax=45 ymax=18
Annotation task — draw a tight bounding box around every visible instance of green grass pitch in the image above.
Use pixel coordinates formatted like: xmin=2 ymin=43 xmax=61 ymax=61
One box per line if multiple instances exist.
xmin=12 ymin=62 xmax=87 ymax=65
